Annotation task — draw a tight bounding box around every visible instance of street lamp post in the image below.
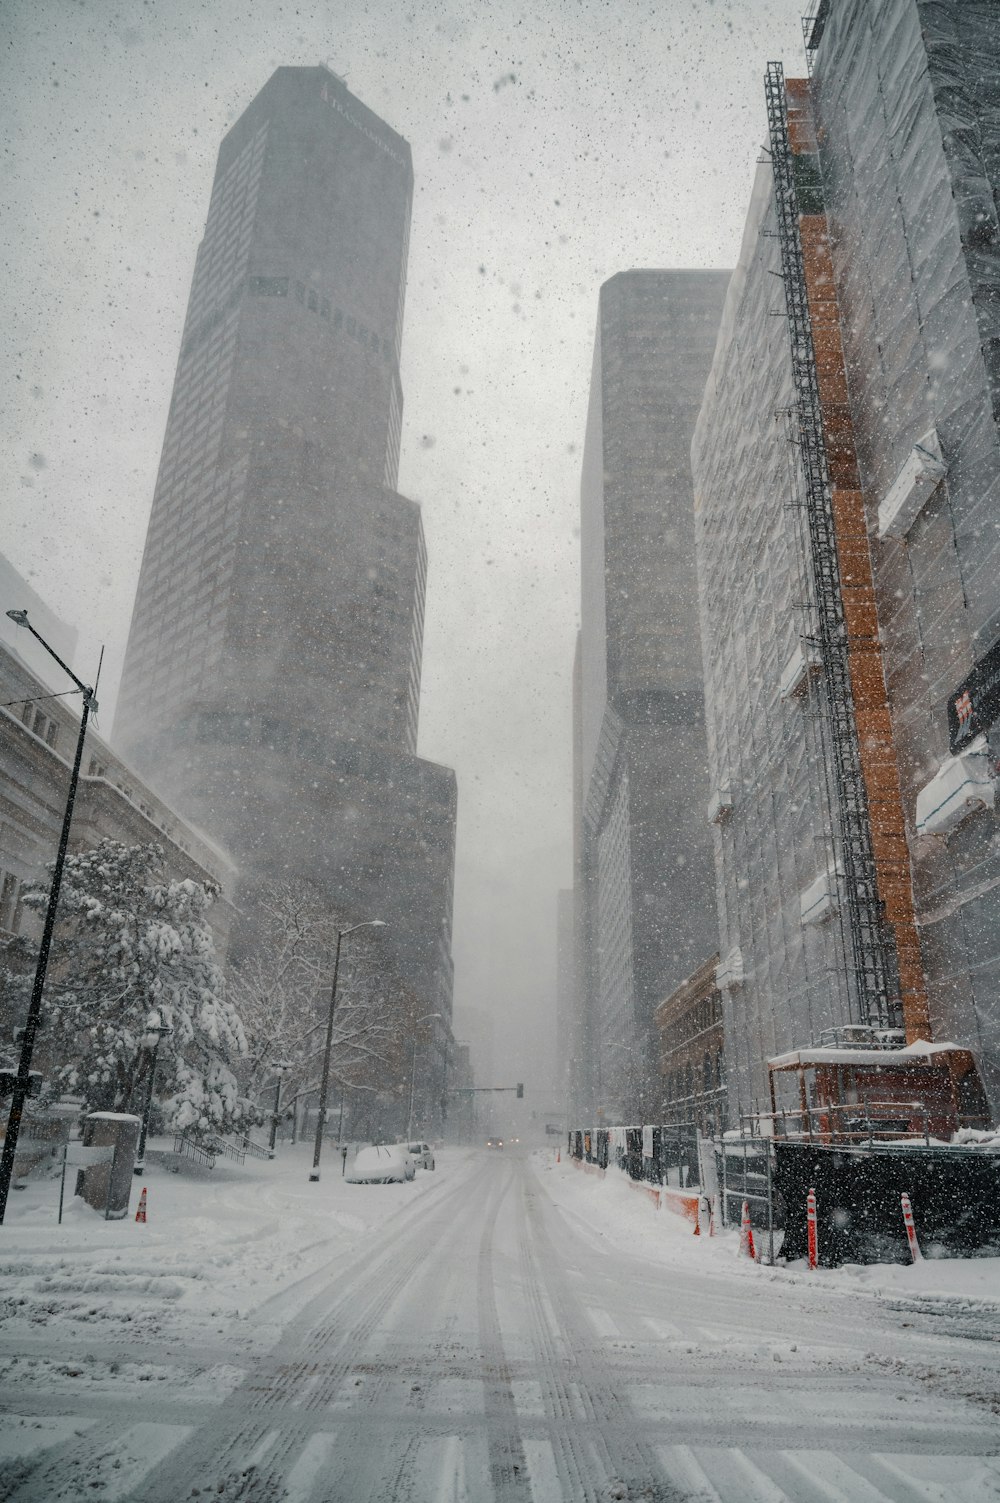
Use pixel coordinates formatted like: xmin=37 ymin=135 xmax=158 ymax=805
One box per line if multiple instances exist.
xmin=406 ymin=1012 xmax=441 ymax=1141
xmin=0 ymin=610 xmax=98 ymax=1226
xmin=135 ymin=1021 xmax=173 ymax=1175
xmin=310 ymin=920 xmax=386 ymax=1182
xmin=268 ymin=1060 xmax=292 ymax=1158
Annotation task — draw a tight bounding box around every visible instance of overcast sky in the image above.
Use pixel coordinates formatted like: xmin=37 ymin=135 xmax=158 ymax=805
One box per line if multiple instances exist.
xmin=2 ymin=0 xmax=808 ymax=1114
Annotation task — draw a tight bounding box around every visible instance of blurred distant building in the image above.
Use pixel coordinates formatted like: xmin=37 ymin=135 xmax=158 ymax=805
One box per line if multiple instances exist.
xmin=574 ymin=270 xmax=729 ymax=1123
xmin=693 ymin=0 xmax=1000 ymax=1123
xmin=113 ymin=67 xmax=457 ymax=1033
xmin=555 ymin=886 xmax=576 ymax=1111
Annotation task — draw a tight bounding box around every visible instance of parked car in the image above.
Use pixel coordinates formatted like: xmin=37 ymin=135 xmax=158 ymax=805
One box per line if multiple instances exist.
xmin=406 ymin=1141 xmax=435 ymax=1170
xmin=346 ymin=1144 xmax=415 ymax=1183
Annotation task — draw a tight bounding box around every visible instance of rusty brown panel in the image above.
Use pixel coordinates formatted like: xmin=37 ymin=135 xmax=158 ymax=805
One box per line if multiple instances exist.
xmin=860 ymin=757 xmax=906 ymax=801
xmin=897 ymin=951 xmax=927 ymax=995
xmin=831 ymin=488 xmax=866 ymax=534
xmin=870 ymin=829 xmax=910 ymax=869
xmin=817 ymin=368 xmax=851 ymax=409
xmin=788 ymin=118 xmax=817 ymax=153
xmin=855 ymin=704 xmax=895 ymax=744
xmin=839 ymin=544 xmax=876 ymax=587
xmin=842 ymin=590 xmax=880 ymax=640
xmin=822 ymin=403 xmax=858 ymax=440
xmin=829 ymin=454 xmax=862 ymax=489
xmin=848 ymin=649 xmax=889 ymax=705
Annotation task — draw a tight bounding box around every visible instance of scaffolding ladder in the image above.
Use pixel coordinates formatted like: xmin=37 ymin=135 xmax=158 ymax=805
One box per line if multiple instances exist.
xmin=764 ymin=61 xmax=900 ymax=1031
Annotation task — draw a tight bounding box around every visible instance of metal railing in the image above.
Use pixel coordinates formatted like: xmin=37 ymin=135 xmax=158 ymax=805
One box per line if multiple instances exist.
xmin=173 ymin=1133 xmax=216 ymax=1168
xmin=717 ymin=1134 xmax=779 ymax=1263
xmin=742 ymin=1101 xmax=931 ymax=1147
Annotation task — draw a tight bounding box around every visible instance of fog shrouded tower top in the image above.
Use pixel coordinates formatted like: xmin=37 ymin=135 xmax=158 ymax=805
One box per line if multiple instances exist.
xmin=116 ymin=66 xmax=418 ymax=757
xmin=115 ymin=67 xmax=456 ymax=1024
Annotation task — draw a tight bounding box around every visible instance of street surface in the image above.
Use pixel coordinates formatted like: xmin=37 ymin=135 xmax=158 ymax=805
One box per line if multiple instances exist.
xmin=1 ymin=1148 xmax=999 ymax=1501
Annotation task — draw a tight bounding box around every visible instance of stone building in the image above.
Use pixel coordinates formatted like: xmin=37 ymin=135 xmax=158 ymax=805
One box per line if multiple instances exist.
xmin=0 ymin=628 xmax=236 ymax=1042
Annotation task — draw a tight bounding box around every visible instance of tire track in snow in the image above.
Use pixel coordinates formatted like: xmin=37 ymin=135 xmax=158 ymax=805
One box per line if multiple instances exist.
xmin=477 ymin=1164 xmax=532 ymax=1502
xmin=28 ymin=1166 xmax=479 ymax=1503
xmin=511 ymin=1172 xmax=604 ymax=1502
xmin=516 ymin=1163 xmax=684 ymax=1501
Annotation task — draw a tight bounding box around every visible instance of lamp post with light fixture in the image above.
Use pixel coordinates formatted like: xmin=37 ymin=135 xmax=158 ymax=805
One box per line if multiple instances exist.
xmin=134 ymin=1020 xmax=173 ymax=1175
xmin=0 ymin=609 xmax=98 ymax=1226
xmin=310 ymin=920 xmax=387 ymax=1182
xmin=268 ymin=1059 xmax=293 ymax=1158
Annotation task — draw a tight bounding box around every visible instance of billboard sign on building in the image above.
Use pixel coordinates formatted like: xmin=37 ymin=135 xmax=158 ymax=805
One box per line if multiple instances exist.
xmin=948 ymin=635 xmax=1000 ymax=753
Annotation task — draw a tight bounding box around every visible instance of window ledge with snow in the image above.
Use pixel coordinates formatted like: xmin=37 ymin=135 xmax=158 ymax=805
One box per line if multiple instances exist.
xmin=915 ymin=741 xmax=994 ymax=837
xmin=877 ymin=426 xmax=948 ymax=540
xmin=799 ymin=864 xmax=843 ymax=926
xmin=715 ymin=946 xmax=746 ymax=990
xmin=780 ymin=640 xmax=823 ymax=700
xmin=707 ymin=783 xmax=733 ymax=825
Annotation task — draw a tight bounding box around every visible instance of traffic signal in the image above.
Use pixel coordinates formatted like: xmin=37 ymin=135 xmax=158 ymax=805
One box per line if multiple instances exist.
xmin=516 ymin=1082 xmax=524 ymax=1098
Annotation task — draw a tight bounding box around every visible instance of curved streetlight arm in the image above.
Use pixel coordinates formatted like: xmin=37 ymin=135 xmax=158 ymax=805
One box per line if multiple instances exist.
xmin=6 ymin=610 xmax=97 ymax=709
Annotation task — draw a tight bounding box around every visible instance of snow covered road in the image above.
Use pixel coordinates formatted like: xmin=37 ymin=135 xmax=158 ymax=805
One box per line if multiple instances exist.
xmin=2 ymin=1148 xmax=999 ymax=1501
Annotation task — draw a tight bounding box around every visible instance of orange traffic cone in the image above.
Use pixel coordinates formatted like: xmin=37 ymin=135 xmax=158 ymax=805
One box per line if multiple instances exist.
xmin=135 ymin=1186 xmax=147 ymax=1224
xmin=738 ymin=1198 xmax=755 ymax=1260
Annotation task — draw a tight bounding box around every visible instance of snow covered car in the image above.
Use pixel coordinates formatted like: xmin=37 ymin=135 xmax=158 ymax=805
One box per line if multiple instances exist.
xmin=346 ymin=1145 xmax=415 ymax=1184
xmin=406 ymin=1141 xmax=435 ymax=1170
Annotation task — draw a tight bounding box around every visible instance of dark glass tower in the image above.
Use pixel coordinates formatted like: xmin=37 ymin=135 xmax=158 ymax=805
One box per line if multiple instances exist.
xmin=115 ymin=67 xmax=456 ymax=1019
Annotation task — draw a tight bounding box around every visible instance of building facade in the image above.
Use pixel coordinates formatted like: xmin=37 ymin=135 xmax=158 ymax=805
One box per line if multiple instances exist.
xmin=653 ymin=954 xmax=727 ymax=1136
xmin=692 ymin=0 xmax=1000 ymax=1121
xmin=0 ymin=632 xmax=236 ymax=1007
xmin=113 ymin=67 xmax=457 ymax=1028
xmin=577 ymin=270 xmax=729 ymax=1122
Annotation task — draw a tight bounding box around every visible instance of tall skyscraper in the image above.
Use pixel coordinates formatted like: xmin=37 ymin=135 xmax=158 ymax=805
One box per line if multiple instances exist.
xmin=115 ymin=67 xmax=457 ymax=1020
xmin=576 ymin=270 xmax=729 ymax=1120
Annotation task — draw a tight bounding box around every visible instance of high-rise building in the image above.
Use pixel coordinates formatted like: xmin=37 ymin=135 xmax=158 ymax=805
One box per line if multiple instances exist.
xmin=114 ymin=66 xmax=456 ymax=1022
xmin=692 ymin=0 xmax=1000 ymax=1121
xmin=576 ymin=270 xmax=729 ymax=1121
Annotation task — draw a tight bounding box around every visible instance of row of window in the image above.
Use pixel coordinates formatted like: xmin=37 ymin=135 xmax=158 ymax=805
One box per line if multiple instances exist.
xmin=0 ymin=870 xmax=25 ymax=934
xmin=20 ymin=701 xmax=60 ymax=749
xmin=663 ymin=1051 xmax=724 ymax=1102
xmin=247 ymin=276 xmax=394 ymax=361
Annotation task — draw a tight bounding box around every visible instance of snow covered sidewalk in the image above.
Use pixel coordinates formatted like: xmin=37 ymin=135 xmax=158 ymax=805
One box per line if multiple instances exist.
xmin=0 ymin=1142 xmax=470 ymax=1473
xmin=540 ymin=1148 xmax=1000 ymax=1313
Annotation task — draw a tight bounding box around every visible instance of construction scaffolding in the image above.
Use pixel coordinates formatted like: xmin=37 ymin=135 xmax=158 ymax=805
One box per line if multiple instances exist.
xmin=763 ymin=61 xmax=900 ymax=1032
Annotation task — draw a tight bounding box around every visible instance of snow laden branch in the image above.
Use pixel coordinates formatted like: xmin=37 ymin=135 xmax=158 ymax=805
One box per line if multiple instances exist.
xmin=12 ymin=839 xmax=251 ymax=1138
xmin=226 ymin=882 xmax=403 ymax=1120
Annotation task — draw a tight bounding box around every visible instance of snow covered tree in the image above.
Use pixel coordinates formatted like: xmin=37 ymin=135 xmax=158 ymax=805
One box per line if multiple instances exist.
xmin=17 ymin=839 xmax=250 ymax=1138
xmin=226 ymin=881 xmax=403 ymax=1127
